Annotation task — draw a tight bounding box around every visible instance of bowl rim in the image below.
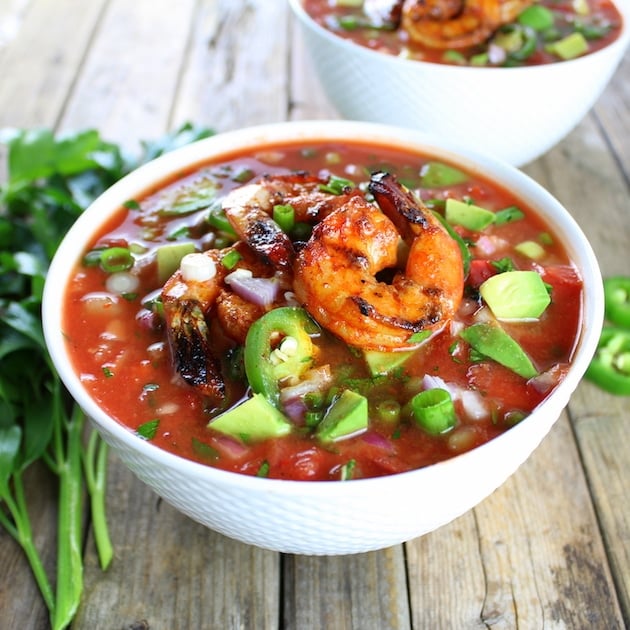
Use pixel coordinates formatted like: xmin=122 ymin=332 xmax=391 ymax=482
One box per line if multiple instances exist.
xmin=288 ymin=0 xmax=630 ymax=74
xmin=42 ymin=119 xmax=605 ymax=495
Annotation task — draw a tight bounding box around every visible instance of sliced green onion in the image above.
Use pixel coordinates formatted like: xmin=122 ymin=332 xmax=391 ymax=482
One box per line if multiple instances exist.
xmin=410 ymin=388 xmax=456 ymax=435
xmin=319 ymin=174 xmax=355 ymax=195
xmin=99 ymin=247 xmax=133 ymax=273
xmin=273 ymin=203 xmax=295 ymax=233
xmin=221 ymin=249 xmax=242 ymax=270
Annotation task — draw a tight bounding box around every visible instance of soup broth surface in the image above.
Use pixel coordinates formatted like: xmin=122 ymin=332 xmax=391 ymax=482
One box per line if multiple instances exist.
xmin=302 ymin=0 xmax=623 ymax=67
xmin=64 ymin=140 xmax=583 ymax=480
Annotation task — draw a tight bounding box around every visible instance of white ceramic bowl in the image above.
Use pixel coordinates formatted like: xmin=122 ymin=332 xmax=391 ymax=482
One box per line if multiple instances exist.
xmin=289 ymin=0 xmax=629 ymax=167
xmin=43 ymin=120 xmax=603 ymax=555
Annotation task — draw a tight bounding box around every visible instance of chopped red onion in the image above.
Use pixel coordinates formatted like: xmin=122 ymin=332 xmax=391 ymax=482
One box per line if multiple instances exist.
xmin=361 ymin=431 xmax=394 ymax=452
xmin=225 ymin=272 xmax=280 ymax=307
xmin=213 ymin=435 xmax=249 ymax=459
xmin=282 ymin=397 xmax=308 ymax=426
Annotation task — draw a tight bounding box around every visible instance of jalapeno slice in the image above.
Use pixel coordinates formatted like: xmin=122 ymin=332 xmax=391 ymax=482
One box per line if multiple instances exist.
xmin=603 ymin=276 xmax=630 ymax=329
xmin=585 ymin=326 xmax=630 ymax=396
xmin=244 ymin=306 xmax=319 ymax=407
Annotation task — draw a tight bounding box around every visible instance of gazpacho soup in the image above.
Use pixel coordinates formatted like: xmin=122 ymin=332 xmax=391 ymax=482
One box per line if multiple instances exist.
xmin=64 ymin=140 xmax=583 ymax=481
xmin=303 ymin=0 xmax=623 ymax=67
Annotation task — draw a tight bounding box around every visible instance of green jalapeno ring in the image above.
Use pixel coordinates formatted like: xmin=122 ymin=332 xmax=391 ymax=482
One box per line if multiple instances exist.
xmin=585 ymin=326 xmax=630 ymax=396
xmin=244 ymin=306 xmax=320 ymax=407
xmin=603 ymin=276 xmax=630 ymax=329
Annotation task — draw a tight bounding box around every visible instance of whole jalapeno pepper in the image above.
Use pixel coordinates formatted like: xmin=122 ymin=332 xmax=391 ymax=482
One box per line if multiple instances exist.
xmin=585 ymin=326 xmax=630 ymax=396
xmin=244 ymin=306 xmax=319 ymax=407
xmin=603 ymin=276 xmax=630 ymax=329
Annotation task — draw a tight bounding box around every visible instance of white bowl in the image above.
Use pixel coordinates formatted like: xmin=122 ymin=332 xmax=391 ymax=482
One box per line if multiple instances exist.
xmin=289 ymin=0 xmax=630 ymax=167
xmin=43 ymin=120 xmax=603 ymax=555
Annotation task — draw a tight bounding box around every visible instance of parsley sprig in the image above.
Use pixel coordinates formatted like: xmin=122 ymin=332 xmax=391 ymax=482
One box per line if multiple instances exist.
xmin=0 ymin=122 xmax=213 ymax=629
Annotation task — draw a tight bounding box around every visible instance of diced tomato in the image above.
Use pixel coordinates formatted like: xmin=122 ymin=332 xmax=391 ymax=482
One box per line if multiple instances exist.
xmin=467 ymin=362 xmax=544 ymax=412
xmin=467 ymin=259 xmax=497 ymax=288
xmin=542 ymin=265 xmax=582 ymax=289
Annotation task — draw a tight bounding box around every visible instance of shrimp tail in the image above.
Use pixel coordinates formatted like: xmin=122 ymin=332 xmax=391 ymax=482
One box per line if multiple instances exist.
xmin=368 ymin=171 xmax=430 ymax=239
xmin=167 ymin=300 xmax=226 ymax=405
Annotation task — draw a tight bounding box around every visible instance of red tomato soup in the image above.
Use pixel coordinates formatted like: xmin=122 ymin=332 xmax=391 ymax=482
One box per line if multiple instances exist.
xmin=63 ymin=141 xmax=583 ymax=481
xmin=302 ymin=0 xmax=623 ymax=67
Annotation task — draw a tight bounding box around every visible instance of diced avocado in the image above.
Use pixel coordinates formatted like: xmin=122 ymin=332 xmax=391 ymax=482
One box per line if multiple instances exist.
xmin=518 ymin=5 xmax=554 ymax=31
xmin=363 ymin=349 xmax=415 ymax=376
xmin=515 ymin=240 xmax=546 ymax=260
xmin=209 ymin=393 xmax=292 ymax=442
xmin=459 ymin=322 xmax=538 ymax=379
xmin=316 ymin=390 xmax=368 ymax=443
xmin=156 ymin=242 xmax=196 ymax=282
xmin=480 ymin=270 xmax=551 ymax=320
xmin=546 ymin=32 xmax=589 ymax=60
xmin=420 ymin=161 xmax=469 ymax=187
xmin=445 ymin=198 xmax=495 ymax=231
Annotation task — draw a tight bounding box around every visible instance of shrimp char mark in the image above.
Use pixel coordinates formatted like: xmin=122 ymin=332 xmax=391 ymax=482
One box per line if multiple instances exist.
xmin=293 ymin=171 xmax=464 ymax=352
xmin=221 ymin=171 xmax=358 ymax=272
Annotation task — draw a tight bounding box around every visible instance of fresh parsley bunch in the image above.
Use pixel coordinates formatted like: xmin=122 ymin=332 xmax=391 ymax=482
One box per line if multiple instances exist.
xmin=0 ymin=123 xmax=213 ymax=629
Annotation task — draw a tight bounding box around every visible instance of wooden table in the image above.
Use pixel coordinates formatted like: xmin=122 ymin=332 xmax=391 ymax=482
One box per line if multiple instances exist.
xmin=1 ymin=1 xmax=628 ymax=628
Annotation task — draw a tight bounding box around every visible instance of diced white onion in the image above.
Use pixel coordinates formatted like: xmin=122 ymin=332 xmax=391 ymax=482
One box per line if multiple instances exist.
xmin=422 ymin=374 xmax=489 ymax=421
xmin=180 ymin=253 xmax=216 ymax=282
xmin=105 ymin=271 xmax=140 ymax=295
xmin=488 ymin=43 xmax=507 ymax=65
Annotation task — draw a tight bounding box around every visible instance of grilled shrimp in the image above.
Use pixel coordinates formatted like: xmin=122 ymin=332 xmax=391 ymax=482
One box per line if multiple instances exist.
xmin=293 ymin=171 xmax=464 ymax=351
xmin=161 ymin=243 xmax=284 ymax=406
xmin=222 ymin=172 xmax=360 ymax=271
xmin=402 ymin=0 xmax=532 ymax=49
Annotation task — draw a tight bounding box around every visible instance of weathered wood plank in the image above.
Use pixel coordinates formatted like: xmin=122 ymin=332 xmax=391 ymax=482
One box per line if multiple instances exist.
xmin=0 ymin=0 xmax=107 ymax=129
xmin=172 ymin=0 xmax=291 ymax=132
xmin=283 ymin=547 xmax=411 ymax=630
xmin=58 ymin=0 xmax=195 ymax=149
xmin=73 ymin=453 xmax=280 ymax=629
xmin=524 ymin=49 xmax=630 ymax=626
xmin=407 ymin=416 xmax=624 ymax=628
xmin=0 ymin=464 xmax=59 ymax=629
xmin=593 ymin=51 xmax=630 ymax=180
xmin=571 ymin=384 xmax=630 ymax=625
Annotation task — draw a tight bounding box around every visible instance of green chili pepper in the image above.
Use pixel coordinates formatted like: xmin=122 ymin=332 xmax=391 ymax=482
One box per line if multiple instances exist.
xmin=585 ymin=327 xmax=630 ymax=395
xmin=603 ymin=276 xmax=630 ymax=328
xmin=244 ymin=307 xmax=319 ymax=407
